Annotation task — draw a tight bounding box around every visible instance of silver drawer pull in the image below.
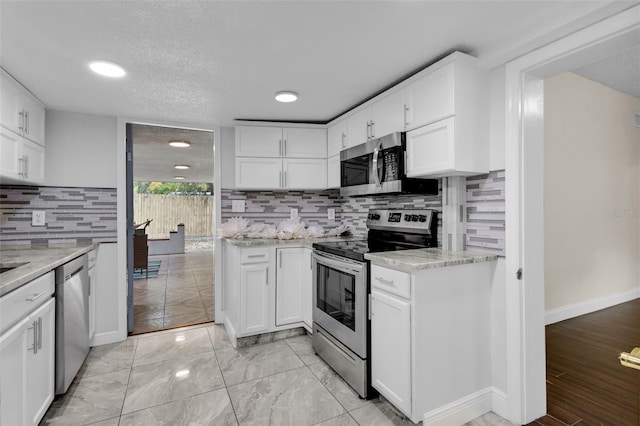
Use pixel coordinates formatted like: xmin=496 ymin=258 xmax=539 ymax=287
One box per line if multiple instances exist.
xmin=247 ymin=254 xmax=265 ymax=258
xmin=374 ymin=277 xmax=395 ymax=286
xmin=26 ymin=291 xmax=46 ymax=302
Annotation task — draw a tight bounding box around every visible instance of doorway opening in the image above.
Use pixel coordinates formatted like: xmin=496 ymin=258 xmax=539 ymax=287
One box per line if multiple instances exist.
xmin=126 ymin=123 xmax=216 ymax=335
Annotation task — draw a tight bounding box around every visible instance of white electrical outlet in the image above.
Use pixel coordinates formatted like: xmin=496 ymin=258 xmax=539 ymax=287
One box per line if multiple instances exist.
xmin=327 ymin=208 xmax=335 ymax=220
xmin=32 ymin=210 xmax=46 ymax=226
xmin=232 ymin=200 xmax=245 ymax=213
xmin=290 ymin=208 xmax=298 ymax=219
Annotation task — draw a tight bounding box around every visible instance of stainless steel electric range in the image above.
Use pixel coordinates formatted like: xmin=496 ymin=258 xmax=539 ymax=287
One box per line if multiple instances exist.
xmin=311 ymin=208 xmax=438 ymax=399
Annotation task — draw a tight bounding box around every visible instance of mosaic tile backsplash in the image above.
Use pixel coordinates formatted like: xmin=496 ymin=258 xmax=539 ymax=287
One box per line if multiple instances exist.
xmin=0 ymin=185 xmax=117 ymax=246
xmin=466 ymin=170 xmax=506 ymax=255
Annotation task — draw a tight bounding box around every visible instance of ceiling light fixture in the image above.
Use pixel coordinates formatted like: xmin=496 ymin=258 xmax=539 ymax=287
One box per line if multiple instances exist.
xmin=174 ymin=176 xmax=185 ymax=180
xmin=169 ymin=141 xmax=191 ymax=148
xmin=275 ymin=91 xmax=298 ymax=103
xmin=88 ymin=61 xmax=126 ymax=78
xmin=174 ymin=165 xmax=190 ymax=170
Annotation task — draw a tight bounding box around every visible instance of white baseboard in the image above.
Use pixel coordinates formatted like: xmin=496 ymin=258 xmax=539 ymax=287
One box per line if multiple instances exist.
xmin=545 ymin=288 xmax=640 ymax=325
xmin=491 ymin=388 xmax=509 ymax=421
xmin=423 ymin=388 xmax=493 ymax=426
xmin=223 ymin=315 xmax=238 ymax=349
xmin=91 ymin=330 xmax=124 ymax=346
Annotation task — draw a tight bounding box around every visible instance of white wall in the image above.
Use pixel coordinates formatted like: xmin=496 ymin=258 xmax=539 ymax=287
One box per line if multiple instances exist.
xmin=220 ymin=126 xmax=235 ymax=189
xmin=45 ymin=110 xmax=117 ymax=188
xmin=544 ymin=72 xmax=640 ymax=312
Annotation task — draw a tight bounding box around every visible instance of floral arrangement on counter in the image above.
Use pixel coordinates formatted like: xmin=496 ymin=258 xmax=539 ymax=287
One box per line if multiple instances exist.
xmin=220 ymin=217 xmax=351 ymax=240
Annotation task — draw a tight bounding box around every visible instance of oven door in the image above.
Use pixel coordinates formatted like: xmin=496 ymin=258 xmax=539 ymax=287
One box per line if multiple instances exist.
xmin=312 ymin=251 xmax=368 ymax=359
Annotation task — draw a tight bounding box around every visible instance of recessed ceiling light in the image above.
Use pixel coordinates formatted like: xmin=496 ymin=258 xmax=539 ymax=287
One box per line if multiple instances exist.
xmin=169 ymin=141 xmax=191 ymax=148
xmin=89 ymin=61 xmax=126 ymax=78
xmin=174 ymin=176 xmax=185 ymax=180
xmin=275 ymin=91 xmax=298 ymax=103
xmin=174 ymin=165 xmax=190 ymax=170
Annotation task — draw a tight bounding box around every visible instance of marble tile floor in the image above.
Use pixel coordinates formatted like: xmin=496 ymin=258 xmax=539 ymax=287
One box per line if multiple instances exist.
xmin=132 ymin=248 xmax=214 ymax=334
xmin=42 ymin=323 xmax=516 ymax=426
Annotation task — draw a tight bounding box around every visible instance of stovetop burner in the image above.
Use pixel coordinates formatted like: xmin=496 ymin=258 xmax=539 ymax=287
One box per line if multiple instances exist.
xmin=313 ymin=209 xmax=438 ymax=262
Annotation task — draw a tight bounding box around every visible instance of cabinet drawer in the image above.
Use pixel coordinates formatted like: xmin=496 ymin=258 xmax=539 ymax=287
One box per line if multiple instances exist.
xmin=241 ymin=248 xmax=271 ymax=264
xmin=0 ymin=271 xmax=54 ymax=334
xmin=371 ymin=265 xmax=410 ymax=299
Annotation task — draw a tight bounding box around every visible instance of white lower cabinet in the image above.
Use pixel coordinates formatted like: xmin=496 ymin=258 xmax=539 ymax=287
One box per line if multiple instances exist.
xmin=0 ymin=272 xmax=55 ymax=426
xmin=223 ymin=243 xmax=313 ymax=343
xmin=240 ymin=263 xmax=270 ymax=334
xmin=371 ymin=288 xmax=411 ymax=414
xmin=370 ymin=262 xmax=494 ymax=424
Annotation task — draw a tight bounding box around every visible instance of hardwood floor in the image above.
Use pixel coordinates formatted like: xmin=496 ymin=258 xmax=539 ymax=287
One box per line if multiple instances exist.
xmin=529 ymin=299 xmax=640 ymax=425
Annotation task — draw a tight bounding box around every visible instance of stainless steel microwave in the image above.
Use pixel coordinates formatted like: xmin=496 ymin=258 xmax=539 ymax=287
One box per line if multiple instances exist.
xmin=340 ymin=132 xmax=438 ymax=197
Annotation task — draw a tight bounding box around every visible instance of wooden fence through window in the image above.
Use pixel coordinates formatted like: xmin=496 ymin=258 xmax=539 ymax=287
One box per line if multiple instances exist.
xmin=134 ymin=194 xmax=214 ymax=239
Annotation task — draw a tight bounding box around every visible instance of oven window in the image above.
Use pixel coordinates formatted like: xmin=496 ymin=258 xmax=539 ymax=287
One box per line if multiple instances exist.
xmin=341 ymin=155 xmax=370 ymax=187
xmin=316 ymin=263 xmax=356 ymax=331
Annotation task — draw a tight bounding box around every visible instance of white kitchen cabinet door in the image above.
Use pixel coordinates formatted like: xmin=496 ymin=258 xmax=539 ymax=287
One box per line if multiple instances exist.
xmin=405 ymin=62 xmax=454 ymax=130
xmin=327 ymin=119 xmax=348 ymax=157
xmin=275 ymin=248 xmax=305 ymax=326
xmin=21 ymin=94 xmax=46 ymax=146
xmin=0 ymin=70 xmax=46 ymax=146
xmin=239 ymin=264 xmax=270 ymax=335
xmin=405 ymin=117 xmax=454 ymax=178
xmin=0 ymin=71 xmax=22 ymax=135
xmin=371 ymin=289 xmax=411 ymax=415
xmin=0 ymin=317 xmax=29 ymax=426
xmin=20 ymin=138 xmax=45 ymax=184
xmin=283 ymin=158 xmax=327 ymax=189
xmin=372 ymin=89 xmax=405 ymax=138
xmin=235 ymin=126 xmax=283 ymax=157
xmin=235 ymin=157 xmax=283 ymax=189
xmin=347 ymin=106 xmax=372 ymax=147
xmin=327 ymin=154 xmax=340 ymax=189
xmin=0 ymin=127 xmax=22 ymax=181
xmin=283 ymin=128 xmax=327 ymax=158
xmin=25 ymin=298 xmax=55 ymax=426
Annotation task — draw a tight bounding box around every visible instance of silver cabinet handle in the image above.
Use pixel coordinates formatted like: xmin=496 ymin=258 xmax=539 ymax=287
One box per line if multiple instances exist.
xmin=279 ymin=252 xmax=282 ymax=268
xmin=279 ymin=170 xmax=283 ymax=187
xmin=28 ymin=320 xmax=38 ymax=354
xmin=283 ymin=139 xmax=287 ymax=156
xmin=283 ymin=170 xmax=287 ymax=187
xmin=37 ymin=317 xmax=42 ymax=350
xmin=374 ymin=276 xmax=395 ymax=286
xmin=247 ymin=254 xmax=265 ymax=258
xmin=26 ymin=291 xmax=46 ymax=302
xmin=24 ymin=110 xmax=29 ymax=135
xmin=18 ymin=157 xmax=24 ymax=177
xmin=371 ymin=120 xmax=375 ymax=139
xmin=404 ymin=104 xmax=410 ymax=128
xmin=279 ymin=139 xmax=283 ymax=156
xmin=24 ymin=155 xmax=29 ymax=179
xmin=18 ymin=110 xmax=25 ymax=133
xmin=366 ymin=121 xmax=371 ymax=140
xmin=341 ymin=132 xmax=346 ymax=148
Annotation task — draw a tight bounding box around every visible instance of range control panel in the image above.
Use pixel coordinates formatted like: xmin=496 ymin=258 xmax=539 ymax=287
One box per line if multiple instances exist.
xmin=366 ymin=209 xmax=435 ymax=232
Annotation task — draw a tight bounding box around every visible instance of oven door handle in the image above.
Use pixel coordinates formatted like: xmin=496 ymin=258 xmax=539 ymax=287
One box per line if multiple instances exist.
xmin=312 ymin=252 xmax=365 ymax=275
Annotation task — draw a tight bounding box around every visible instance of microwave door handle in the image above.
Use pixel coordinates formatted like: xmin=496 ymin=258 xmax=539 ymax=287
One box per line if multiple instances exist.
xmin=372 ymin=139 xmax=383 ymax=187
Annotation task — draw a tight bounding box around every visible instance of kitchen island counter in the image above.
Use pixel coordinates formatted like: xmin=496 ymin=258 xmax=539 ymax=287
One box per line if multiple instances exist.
xmin=0 ymin=243 xmax=96 ymax=297
xmin=365 ymin=248 xmax=497 ymax=272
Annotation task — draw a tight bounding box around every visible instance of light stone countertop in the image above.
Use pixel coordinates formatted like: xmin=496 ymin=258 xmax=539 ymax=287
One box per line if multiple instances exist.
xmin=365 ymin=248 xmax=498 ymax=273
xmin=223 ymin=235 xmax=363 ymax=248
xmin=0 ymin=243 xmax=97 ymax=297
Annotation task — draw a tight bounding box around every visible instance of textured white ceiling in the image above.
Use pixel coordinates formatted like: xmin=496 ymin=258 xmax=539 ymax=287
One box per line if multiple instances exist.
xmin=0 ymin=1 xmax=636 ymax=183
xmin=572 ymin=45 xmax=640 ymax=99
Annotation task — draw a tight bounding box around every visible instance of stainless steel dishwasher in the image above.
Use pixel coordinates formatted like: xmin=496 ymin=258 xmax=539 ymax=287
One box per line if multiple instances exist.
xmin=55 ymin=253 xmax=90 ymax=394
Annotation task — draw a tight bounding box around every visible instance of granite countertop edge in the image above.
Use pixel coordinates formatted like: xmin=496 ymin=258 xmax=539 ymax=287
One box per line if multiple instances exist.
xmin=223 ymin=235 xmax=363 ymax=247
xmin=0 ymin=243 xmax=97 ymax=298
xmin=364 ymin=248 xmax=498 ymax=272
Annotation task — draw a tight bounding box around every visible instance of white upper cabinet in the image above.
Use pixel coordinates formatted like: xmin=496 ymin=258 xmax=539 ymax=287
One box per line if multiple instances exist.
xmin=0 ymin=69 xmax=46 ymax=146
xmin=327 ymin=154 xmax=340 ymax=189
xmin=0 ymin=127 xmax=45 ymax=185
xmin=327 ymin=119 xmax=348 ymax=157
xmin=234 ymin=124 xmax=327 ymax=190
xmin=283 ymin=128 xmax=327 ymax=158
xmin=404 ymin=62 xmax=455 ymax=130
xmin=346 ymin=106 xmax=372 ymax=147
xmin=235 ymin=125 xmax=326 ymax=158
xmin=371 ymin=89 xmax=406 ymax=138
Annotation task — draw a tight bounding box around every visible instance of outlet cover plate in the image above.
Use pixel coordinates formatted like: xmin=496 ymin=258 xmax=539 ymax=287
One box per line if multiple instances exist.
xmin=32 ymin=211 xmax=46 ymax=226
xmin=328 ymin=208 xmax=335 ymax=220
xmin=290 ymin=208 xmax=298 ymax=219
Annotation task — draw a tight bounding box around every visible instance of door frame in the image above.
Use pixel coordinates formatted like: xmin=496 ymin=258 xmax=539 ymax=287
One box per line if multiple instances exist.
xmin=116 ymin=117 xmax=220 ymax=336
xmin=503 ymin=5 xmax=640 ymax=423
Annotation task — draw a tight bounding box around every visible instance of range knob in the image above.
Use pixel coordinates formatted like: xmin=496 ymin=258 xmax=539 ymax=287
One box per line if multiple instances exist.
xmin=418 ymin=215 xmax=427 ymax=222
xmin=411 ymin=214 xmax=419 ymax=222
xmin=371 ymin=214 xmax=380 ymax=220
xmin=404 ymin=215 xmax=411 ymax=222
